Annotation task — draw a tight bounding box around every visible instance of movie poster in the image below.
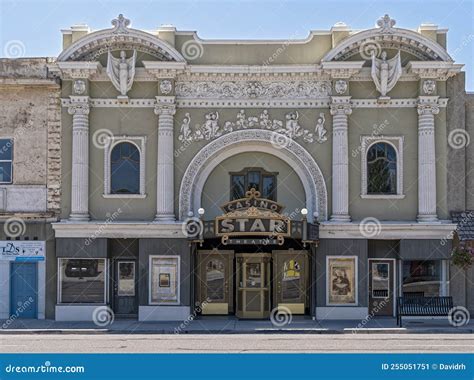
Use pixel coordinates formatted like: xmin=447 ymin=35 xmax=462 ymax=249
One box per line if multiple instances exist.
xmin=327 ymin=257 xmax=356 ymax=305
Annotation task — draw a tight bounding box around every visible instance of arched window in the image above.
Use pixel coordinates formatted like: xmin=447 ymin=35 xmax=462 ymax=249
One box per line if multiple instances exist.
xmin=367 ymin=142 xmax=397 ymax=194
xmin=110 ymin=142 xmax=140 ymax=194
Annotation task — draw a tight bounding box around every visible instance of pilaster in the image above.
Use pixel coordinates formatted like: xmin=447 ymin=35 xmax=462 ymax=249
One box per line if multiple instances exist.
xmin=154 ymin=96 xmax=176 ymax=222
xmin=417 ymin=96 xmax=439 ymax=222
xmin=68 ymin=96 xmax=90 ymax=221
xmin=330 ymin=96 xmax=352 ymax=222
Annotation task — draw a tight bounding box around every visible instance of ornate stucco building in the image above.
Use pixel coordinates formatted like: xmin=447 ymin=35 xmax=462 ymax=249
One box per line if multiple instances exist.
xmin=1 ymin=14 xmax=472 ymax=323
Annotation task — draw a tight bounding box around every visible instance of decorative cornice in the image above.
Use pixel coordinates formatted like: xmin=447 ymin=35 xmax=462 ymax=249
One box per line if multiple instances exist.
xmin=49 ymin=62 xmax=102 ymax=80
xmin=321 ymin=61 xmax=365 ymax=79
xmin=142 ymin=61 xmax=187 ymax=79
xmin=59 ymin=97 xmax=449 ymax=109
xmin=406 ymin=61 xmax=464 ymax=80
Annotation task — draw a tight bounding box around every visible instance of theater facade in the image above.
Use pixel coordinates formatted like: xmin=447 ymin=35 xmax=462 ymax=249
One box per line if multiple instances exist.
xmin=47 ymin=14 xmax=470 ymax=322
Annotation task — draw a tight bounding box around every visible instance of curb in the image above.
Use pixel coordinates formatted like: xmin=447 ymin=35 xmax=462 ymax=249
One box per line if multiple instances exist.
xmin=1 ymin=328 xmax=472 ymax=335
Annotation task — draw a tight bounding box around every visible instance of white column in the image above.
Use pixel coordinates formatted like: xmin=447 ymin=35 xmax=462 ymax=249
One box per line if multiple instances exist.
xmin=330 ymin=97 xmax=352 ymax=222
xmin=417 ymin=96 xmax=439 ymax=222
xmin=68 ymin=97 xmax=90 ymax=221
xmin=154 ymin=97 xmax=176 ymax=222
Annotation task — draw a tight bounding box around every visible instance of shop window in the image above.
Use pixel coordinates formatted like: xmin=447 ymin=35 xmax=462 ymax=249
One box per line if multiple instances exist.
xmin=230 ymin=168 xmax=277 ymax=201
xmin=402 ymin=260 xmax=442 ymax=297
xmin=111 ymin=142 xmax=140 ymax=194
xmin=58 ymin=259 xmax=107 ymax=303
xmin=0 ymin=139 xmax=13 ymax=184
xmin=149 ymin=256 xmax=180 ymax=305
xmin=103 ymin=136 xmax=146 ymax=198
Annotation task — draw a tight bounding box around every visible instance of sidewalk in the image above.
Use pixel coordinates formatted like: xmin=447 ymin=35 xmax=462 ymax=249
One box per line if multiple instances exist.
xmin=1 ymin=317 xmax=473 ymax=334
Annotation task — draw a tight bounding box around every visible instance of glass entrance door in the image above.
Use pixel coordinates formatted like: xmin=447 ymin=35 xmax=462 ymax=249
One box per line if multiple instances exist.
xmin=113 ymin=260 xmax=138 ymax=316
xmin=236 ymin=253 xmax=271 ymax=319
xmin=272 ymin=250 xmax=308 ymax=314
xmin=197 ymin=250 xmax=234 ymax=314
xmin=368 ymin=259 xmax=394 ymax=316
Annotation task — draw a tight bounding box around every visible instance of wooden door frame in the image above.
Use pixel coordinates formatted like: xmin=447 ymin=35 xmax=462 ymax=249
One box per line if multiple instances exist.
xmin=367 ymin=258 xmax=396 ymax=317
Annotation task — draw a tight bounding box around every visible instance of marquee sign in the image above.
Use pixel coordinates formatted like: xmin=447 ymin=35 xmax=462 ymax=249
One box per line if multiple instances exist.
xmin=215 ymin=189 xmax=290 ymax=245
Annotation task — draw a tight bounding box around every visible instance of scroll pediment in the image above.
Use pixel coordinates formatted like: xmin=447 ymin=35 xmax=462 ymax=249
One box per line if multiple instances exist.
xmin=58 ymin=15 xmax=185 ymax=63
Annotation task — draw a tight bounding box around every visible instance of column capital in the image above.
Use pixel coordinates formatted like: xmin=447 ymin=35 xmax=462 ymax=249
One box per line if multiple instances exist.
xmin=417 ymin=96 xmax=440 ymax=116
xmin=330 ymin=96 xmax=352 ymax=116
xmin=154 ymin=96 xmax=176 ymax=116
xmin=67 ymin=96 xmax=90 ymax=116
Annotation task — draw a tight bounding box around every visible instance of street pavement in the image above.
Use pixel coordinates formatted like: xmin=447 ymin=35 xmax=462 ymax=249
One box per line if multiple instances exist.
xmin=1 ymin=333 xmax=473 ymax=353
xmin=2 ymin=316 xmax=473 ymax=334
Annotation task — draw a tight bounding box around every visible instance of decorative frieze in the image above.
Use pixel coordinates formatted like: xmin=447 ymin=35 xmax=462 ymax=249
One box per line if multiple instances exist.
xmin=175 ymin=80 xmax=332 ymax=100
xmin=178 ymin=109 xmax=328 ymax=144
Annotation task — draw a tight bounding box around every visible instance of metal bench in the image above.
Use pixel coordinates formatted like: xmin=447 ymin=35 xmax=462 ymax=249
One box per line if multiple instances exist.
xmin=396 ymin=296 xmax=454 ymax=327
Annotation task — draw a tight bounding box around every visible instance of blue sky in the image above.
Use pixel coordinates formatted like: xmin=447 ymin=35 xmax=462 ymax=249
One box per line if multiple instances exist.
xmin=0 ymin=0 xmax=473 ymax=89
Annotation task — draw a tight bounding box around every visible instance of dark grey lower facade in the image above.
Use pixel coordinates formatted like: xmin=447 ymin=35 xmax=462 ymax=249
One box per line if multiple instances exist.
xmin=51 ymin=233 xmax=458 ymax=322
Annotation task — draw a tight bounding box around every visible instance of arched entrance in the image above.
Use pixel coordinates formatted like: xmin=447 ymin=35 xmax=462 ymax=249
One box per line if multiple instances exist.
xmin=179 ymin=129 xmax=328 ymax=223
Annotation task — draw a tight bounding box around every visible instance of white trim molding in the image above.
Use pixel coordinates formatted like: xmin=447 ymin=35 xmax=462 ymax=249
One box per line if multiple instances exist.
xmin=360 ymin=136 xmax=404 ymax=199
xmin=52 ymin=221 xmax=186 ymax=238
xmin=103 ymin=136 xmax=146 ymax=198
xmin=319 ymin=221 xmax=456 ymax=239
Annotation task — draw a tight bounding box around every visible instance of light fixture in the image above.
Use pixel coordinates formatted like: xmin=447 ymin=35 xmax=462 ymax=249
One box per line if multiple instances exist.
xmin=198 ymin=208 xmax=205 ymax=216
xmin=301 ymin=208 xmax=308 ymax=216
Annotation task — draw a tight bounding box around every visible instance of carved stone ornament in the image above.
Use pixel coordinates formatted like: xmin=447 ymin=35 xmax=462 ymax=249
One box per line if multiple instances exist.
xmin=422 ymin=79 xmax=436 ymax=95
xmin=111 ymin=14 xmax=131 ymax=34
xmin=73 ymin=79 xmax=86 ymax=95
xmin=178 ymin=110 xmax=328 ymax=144
xmin=371 ymin=50 xmax=402 ymax=98
xmin=160 ymin=79 xmax=173 ymax=95
xmin=376 ymin=14 xmax=396 ymax=33
xmin=106 ymin=50 xmax=137 ymax=97
xmin=175 ymin=80 xmax=332 ymax=100
xmin=334 ymin=80 xmax=348 ymax=95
